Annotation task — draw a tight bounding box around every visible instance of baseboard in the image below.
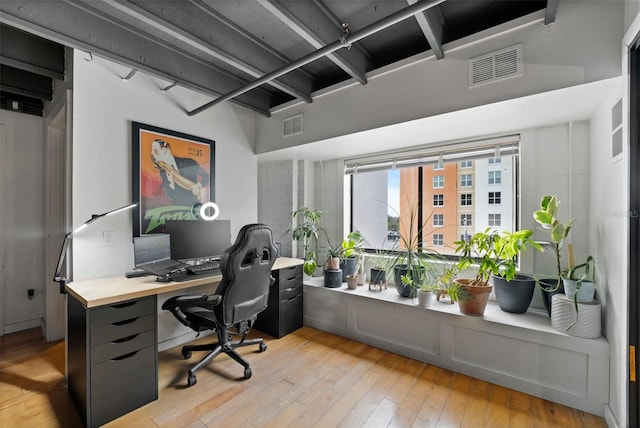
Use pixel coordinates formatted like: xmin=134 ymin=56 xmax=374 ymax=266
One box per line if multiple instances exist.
xmin=604 ymin=404 xmax=620 ymax=428
xmin=4 ymin=318 xmax=42 ymax=335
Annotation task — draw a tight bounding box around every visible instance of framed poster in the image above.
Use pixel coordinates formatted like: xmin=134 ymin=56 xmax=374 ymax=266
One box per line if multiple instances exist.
xmin=132 ymin=121 xmax=215 ymax=236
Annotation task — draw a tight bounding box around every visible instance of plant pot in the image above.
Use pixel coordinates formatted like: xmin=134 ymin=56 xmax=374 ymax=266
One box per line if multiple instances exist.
xmin=356 ymin=272 xmax=366 ymax=285
xmin=454 ymin=278 xmax=492 ymax=316
xmin=341 ymin=257 xmax=358 ymax=282
xmin=346 ymin=275 xmax=358 ymax=290
xmin=393 ymin=265 xmax=424 ymax=298
xmin=326 ymin=257 xmax=340 ymax=270
xmin=417 ymin=290 xmax=432 ymax=307
xmin=370 ymin=268 xmax=386 ymax=286
xmin=492 ymin=274 xmax=536 ymax=314
xmin=562 ymin=278 xmax=596 ymax=303
xmin=324 ymin=269 xmax=342 ymax=288
xmin=539 ymin=278 xmax=563 ymax=317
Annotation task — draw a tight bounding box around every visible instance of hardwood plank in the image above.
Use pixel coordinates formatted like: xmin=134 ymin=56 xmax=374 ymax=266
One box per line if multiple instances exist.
xmin=0 ymin=326 xmax=609 ymax=428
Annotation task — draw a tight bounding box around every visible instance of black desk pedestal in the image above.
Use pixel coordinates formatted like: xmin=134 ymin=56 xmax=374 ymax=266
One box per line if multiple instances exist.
xmin=255 ymin=265 xmax=303 ymax=338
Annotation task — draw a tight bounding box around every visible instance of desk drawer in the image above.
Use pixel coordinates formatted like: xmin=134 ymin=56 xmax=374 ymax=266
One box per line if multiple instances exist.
xmin=91 ymin=329 xmax=156 ymax=364
xmin=279 ymin=293 xmax=303 ymax=336
xmin=91 ymin=313 xmax=155 ymax=346
xmin=280 ymin=282 xmax=302 ymax=301
xmin=92 ymin=297 xmax=155 ymax=326
xmin=278 ymin=265 xmax=302 ymax=291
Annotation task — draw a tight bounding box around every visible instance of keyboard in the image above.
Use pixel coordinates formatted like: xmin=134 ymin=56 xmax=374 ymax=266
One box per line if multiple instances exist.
xmin=136 ymin=259 xmax=189 ymax=276
xmin=187 ymin=261 xmax=221 ymax=275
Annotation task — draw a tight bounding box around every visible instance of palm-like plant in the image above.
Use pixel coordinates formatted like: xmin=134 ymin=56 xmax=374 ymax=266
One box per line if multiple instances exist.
xmin=290 ymin=207 xmax=327 ymax=276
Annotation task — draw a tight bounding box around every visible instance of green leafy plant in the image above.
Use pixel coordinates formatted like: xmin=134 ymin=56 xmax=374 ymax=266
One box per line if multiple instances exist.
xmin=446 ymin=280 xmax=472 ymax=302
xmin=290 ymin=207 xmax=327 ymax=276
xmin=566 ymin=255 xmax=597 ymax=312
xmin=454 ymin=228 xmax=543 ymax=287
xmin=533 ymin=194 xmax=575 ymax=283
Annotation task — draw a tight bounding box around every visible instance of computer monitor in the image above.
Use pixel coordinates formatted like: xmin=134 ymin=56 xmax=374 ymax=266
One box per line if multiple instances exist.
xmin=134 ymin=234 xmax=171 ymax=265
xmin=165 ymin=219 xmax=232 ymax=262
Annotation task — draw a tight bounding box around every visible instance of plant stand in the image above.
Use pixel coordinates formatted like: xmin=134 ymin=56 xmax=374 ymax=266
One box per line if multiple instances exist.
xmin=368 ymin=280 xmax=387 ymax=292
xmin=551 ymin=294 xmax=601 ymax=339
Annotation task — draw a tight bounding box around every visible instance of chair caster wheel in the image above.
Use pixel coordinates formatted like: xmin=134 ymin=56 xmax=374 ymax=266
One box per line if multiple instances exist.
xmin=259 ymin=343 xmax=267 ymax=352
xmin=187 ymin=372 xmax=197 ymax=386
xmin=244 ymin=368 xmax=252 ymax=379
xmin=182 ymin=349 xmax=192 ymax=359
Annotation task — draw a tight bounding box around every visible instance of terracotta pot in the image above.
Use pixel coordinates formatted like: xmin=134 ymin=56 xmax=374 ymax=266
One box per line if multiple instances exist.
xmin=326 ymin=257 xmax=340 ymax=270
xmin=346 ymin=275 xmax=358 ymax=290
xmin=454 ymin=278 xmax=492 ymax=316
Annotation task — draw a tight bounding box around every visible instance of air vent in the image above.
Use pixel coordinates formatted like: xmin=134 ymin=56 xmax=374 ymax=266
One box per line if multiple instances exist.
xmin=469 ymin=44 xmax=522 ymax=87
xmin=283 ymin=114 xmax=303 ymax=136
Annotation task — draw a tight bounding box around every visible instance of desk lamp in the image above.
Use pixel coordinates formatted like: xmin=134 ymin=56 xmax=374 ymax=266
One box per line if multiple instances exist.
xmin=53 ymin=202 xmax=137 ymax=293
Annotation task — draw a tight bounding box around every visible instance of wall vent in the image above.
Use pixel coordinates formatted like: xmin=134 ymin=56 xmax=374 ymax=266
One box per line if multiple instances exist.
xmin=469 ymin=44 xmax=522 ymax=87
xmin=283 ymin=114 xmax=303 ymax=136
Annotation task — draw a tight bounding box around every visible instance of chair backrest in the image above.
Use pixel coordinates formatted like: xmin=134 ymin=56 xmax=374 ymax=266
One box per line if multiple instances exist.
xmin=215 ymin=223 xmax=277 ymax=326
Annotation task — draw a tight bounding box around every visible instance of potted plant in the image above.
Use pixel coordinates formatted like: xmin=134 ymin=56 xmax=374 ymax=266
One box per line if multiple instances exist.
xmin=454 ymin=228 xmax=542 ymax=315
xmin=325 ymin=243 xmax=342 ymax=270
xmin=533 ymin=195 xmax=575 ymax=315
xmin=400 ymin=274 xmax=439 ymax=307
xmin=341 ymin=231 xmax=363 ymax=281
xmin=290 ymin=207 xmax=327 ymax=276
xmin=368 ymin=250 xmax=390 ymax=287
xmin=563 ymin=255 xmax=597 ymax=309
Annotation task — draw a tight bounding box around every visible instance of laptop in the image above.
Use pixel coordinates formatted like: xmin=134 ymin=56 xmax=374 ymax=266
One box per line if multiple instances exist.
xmin=133 ymin=234 xmax=189 ymax=278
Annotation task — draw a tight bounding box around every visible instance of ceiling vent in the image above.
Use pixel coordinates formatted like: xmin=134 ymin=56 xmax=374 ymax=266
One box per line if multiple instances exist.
xmin=469 ymin=44 xmax=522 ymax=87
xmin=283 ymin=114 xmax=303 ymax=136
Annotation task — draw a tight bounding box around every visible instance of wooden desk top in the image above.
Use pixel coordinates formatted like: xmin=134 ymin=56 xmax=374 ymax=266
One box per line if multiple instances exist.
xmin=66 ymin=257 xmax=304 ymax=308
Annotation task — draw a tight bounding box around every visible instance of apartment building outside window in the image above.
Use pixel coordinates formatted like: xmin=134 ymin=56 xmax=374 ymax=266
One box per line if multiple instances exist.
xmin=488 ymin=171 xmax=501 ymax=185
xmin=488 ymin=157 xmax=501 ymax=164
xmin=346 ymin=135 xmax=518 ymax=256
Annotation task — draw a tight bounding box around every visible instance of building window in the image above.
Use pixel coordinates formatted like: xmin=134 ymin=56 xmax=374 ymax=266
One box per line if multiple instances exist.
xmin=488 ymin=213 xmax=502 ymax=226
xmin=488 ymin=171 xmax=501 ymax=185
xmin=433 ymin=163 xmax=444 ymax=171
xmin=488 ymin=191 xmax=501 ymax=204
xmin=433 ymin=194 xmax=444 ymax=207
xmin=433 ymin=175 xmax=444 ymax=188
xmin=461 ymin=193 xmax=472 ymax=206
xmin=460 ymin=214 xmax=472 ymax=226
xmin=433 ymin=214 xmax=444 ymax=227
xmin=460 ymin=174 xmax=472 ymax=187
xmin=460 ymin=160 xmax=473 ymax=168
xmin=433 ymin=234 xmax=444 ymax=246
xmin=488 ymin=157 xmax=501 ymax=164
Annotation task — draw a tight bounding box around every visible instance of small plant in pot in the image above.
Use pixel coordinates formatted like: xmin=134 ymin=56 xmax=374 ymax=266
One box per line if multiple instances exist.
xmin=400 ymin=274 xmax=439 ymax=307
xmin=454 ymin=228 xmax=542 ymax=315
xmin=563 ymin=255 xmax=597 ymax=311
xmin=290 ymin=207 xmax=327 ymax=276
xmin=533 ymin=195 xmax=575 ymax=316
xmin=341 ymin=231 xmax=363 ymax=282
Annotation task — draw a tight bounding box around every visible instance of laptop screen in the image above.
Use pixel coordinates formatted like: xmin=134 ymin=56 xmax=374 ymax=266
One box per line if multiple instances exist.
xmin=134 ymin=234 xmax=171 ymax=265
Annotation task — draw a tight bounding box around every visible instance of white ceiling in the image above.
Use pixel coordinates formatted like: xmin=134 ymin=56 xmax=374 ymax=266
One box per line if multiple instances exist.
xmin=257 ymin=76 xmax=620 ymax=163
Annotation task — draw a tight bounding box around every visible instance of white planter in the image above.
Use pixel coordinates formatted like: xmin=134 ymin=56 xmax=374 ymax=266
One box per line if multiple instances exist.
xmin=417 ymin=290 xmax=433 ymax=307
xmin=551 ymin=294 xmax=601 ymax=338
xmin=562 ymin=278 xmax=596 ymax=303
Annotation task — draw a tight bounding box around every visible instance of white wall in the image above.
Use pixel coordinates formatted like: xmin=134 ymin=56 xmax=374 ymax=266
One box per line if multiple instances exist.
xmin=0 ymin=110 xmax=45 ymax=333
xmin=71 ymin=51 xmax=258 ymax=281
xmin=255 ymin=1 xmax=623 ymax=155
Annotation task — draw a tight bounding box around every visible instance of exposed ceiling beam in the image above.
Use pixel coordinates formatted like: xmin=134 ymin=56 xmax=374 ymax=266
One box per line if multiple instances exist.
xmin=190 ymin=0 xmax=446 ymax=116
xmin=0 ymin=65 xmax=53 ymax=101
xmin=0 ymin=0 xmax=273 ymax=115
xmin=104 ymin=0 xmax=312 ymax=103
xmin=0 ymin=24 xmax=65 ymax=80
xmin=407 ymin=0 xmax=445 ymax=60
xmin=256 ymin=0 xmax=368 ymax=85
xmin=544 ymin=0 xmax=559 ymax=25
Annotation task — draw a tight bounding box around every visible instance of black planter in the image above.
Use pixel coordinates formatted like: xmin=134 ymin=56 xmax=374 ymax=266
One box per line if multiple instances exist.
xmin=324 ymin=269 xmax=343 ymax=288
xmin=340 ymin=257 xmax=357 ymax=282
xmin=492 ymin=274 xmax=536 ymax=313
xmin=539 ymin=278 xmax=564 ymax=317
xmin=393 ymin=265 xmax=424 ymax=298
xmin=370 ymin=268 xmax=386 ymax=285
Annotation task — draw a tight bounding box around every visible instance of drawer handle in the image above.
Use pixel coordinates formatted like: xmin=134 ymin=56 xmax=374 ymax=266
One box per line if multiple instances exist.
xmin=112 ymin=317 xmax=139 ymax=326
xmin=286 ymin=295 xmax=300 ymax=302
xmin=113 ymin=334 xmax=139 ymax=343
xmin=285 ymin=287 xmax=298 ymax=292
xmin=112 ymin=301 xmax=138 ymax=309
xmin=112 ymin=350 xmax=139 ymax=361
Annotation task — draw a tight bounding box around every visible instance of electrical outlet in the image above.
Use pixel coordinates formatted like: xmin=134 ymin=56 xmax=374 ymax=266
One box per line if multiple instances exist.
xmin=103 ymin=231 xmax=115 ymax=246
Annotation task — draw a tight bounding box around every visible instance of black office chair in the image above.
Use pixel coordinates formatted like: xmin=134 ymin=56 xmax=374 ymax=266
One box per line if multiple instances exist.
xmin=162 ymin=223 xmax=277 ymax=386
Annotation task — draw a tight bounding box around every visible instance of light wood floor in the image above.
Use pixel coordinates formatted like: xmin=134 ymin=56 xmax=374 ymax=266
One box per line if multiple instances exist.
xmin=1 ymin=326 xmax=607 ymax=428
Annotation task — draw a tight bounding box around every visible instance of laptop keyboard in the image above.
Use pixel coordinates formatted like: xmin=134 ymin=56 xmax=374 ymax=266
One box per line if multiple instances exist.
xmin=187 ymin=260 xmax=221 ymax=274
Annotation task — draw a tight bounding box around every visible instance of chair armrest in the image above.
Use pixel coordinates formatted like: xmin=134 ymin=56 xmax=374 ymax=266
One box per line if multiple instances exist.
xmin=161 ymin=294 xmax=222 ymax=328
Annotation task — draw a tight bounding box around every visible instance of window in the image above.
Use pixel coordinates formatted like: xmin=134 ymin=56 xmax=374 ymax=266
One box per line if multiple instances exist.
xmin=488 ymin=171 xmax=501 ymax=185
xmin=433 ymin=163 xmax=444 ymax=171
xmin=346 ymin=136 xmax=518 ymax=256
xmin=488 ymin=191 xmax=501 ymax=204
xmin=488 ymin=157 xmax=501 ymax=164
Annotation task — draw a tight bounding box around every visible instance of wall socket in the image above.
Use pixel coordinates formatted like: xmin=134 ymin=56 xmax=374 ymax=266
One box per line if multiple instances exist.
xmin=103 ymin=231 xmax=115 ymax=246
